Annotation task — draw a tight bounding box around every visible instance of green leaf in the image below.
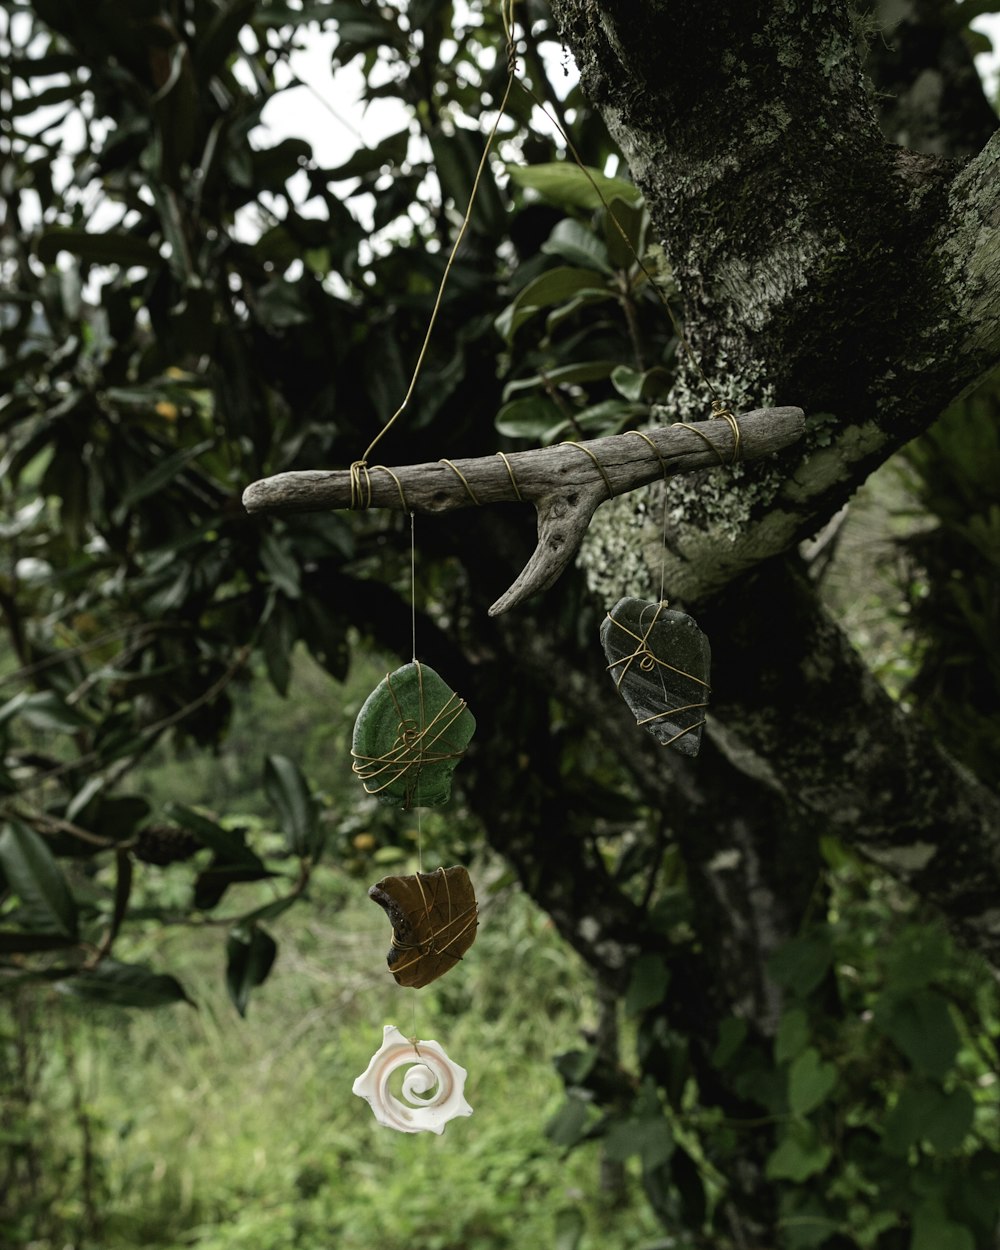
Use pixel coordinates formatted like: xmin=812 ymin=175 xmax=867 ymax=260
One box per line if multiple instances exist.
xmin=502 ymin=360 xmax=619 ymax=401
xmin=882 ymin=1081 xmax=975 ymax=1155
xmin=776 ymin=1196 xmax=840 ymax=1250
xmin=788 ymin=1046 xmax=837 ymax=1116
xmin=911 ymin=1200 xmax=976 ymax=1250
xmin=545 ymin=1092 xmax=595 ymax=1149
xmin=883 ymin=925 xmax=951 ymax=994
xmin=875 ymin=989 xmax=961 ymax=1079
xmin=711 ymin=1016 xmax=747 ymax=1068
xmin=554 ymin=1047 xmax=597 ymax=1087
xmin=541 ymin=218 xmax=612 ymax=272
xmin=260 ymin=531 xmax=302 ymax=598
xmin=554 ymin=1207 xmax=585 ymax=1250
xmin=36 ymin=228 xmax=159 ymax=268
xmin=255 ymin=278 xmax=310 ymax=329
xmin=264 ymin=755 xmax=319 ymax=857
xmin=767 ymin=932 xmax=833 ymax=997
xmin=611 ymin=364 xmax=672 ymax=401
xmin=624 ymin=953 xmax=670 ymax=1015
xmin=325 ymin=128 xmax=410 ymax=181
xmin=0 ymin=820 xmax=79 ymax=939
xmin=297 ymin=597 xmax=350 ymax=681
xmin=0 ymin=690 xmax=90 ymax=733
xmin=250 ymin=2 xmax=340 ymax=27
xmin=494 ymin=266 xmax=608 ymax=342
xmin=430 ymin=126 xmax=506 ymax=236
xmin=494 ymin=396 xmax=567 ymax=444
xmin=775 ymin=1007 xmax=810 ymax=1063
xmin=766 ymin=1120 xmax=832 ymax=1182
xmin=237 ymin=892 xmax=301 ymax=929
xmin=506 ymin=162 xmax=641 ymax=211
xmin=226 ymin=924 xmax=278 ymax=1017
xmin=571 ymin=398 xmax=644 ymax=437
xmin=164 ymin=804 xmax=264 ymax=869
xmin=193 ymin=862 xmax=275 ymax=912
xmin=118 ymin=438 xmax=214 ymax=510
xmin=195 ymin=0 xmax=257 ymax=83
xmin=261 ymin=594 xmax=297 ymax=696
xmin=542 ymin=288 xmax=618 ymax=336
xmin=604 ymin=1111 xmax=673 ymax=1170
xmin=60 ymin=960 xmax=192 ymax=1008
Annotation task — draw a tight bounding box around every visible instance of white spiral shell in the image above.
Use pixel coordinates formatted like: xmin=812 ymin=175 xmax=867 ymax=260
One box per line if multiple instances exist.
xmin=352 ymin=1024 xmax=473 ymax=1134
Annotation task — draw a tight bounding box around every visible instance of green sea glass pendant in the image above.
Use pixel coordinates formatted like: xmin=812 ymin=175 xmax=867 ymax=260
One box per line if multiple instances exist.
xmin=351 ymin=661 xmax=476 ymax=808
xmin=600 ymin=597 xmax=711 ymax=756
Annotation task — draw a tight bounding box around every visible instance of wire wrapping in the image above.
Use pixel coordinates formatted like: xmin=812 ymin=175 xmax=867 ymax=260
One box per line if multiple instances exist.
xmin=560 ymin=440 xmax=614 ymax=500
xmin=439 ymin=459 xmax=481 ymax=506
xmin=348 ymin=0 xmax=736 ymax=483
xmin=350 ymin=662 xmax=471 ymax=800
xmin=349 ymin=462 xmax=410 ymax=511
xmin=604 ymin=602 xmax=710 ymax=747
xmin=494 ymin=450 xmax=523 ymax=500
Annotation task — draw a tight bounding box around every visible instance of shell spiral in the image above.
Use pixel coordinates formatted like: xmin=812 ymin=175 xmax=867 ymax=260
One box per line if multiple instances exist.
xmin=352 ymin=1024 xmax=473 ymax=1134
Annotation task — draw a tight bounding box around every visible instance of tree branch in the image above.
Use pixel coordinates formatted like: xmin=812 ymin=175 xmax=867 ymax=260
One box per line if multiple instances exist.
xmin=938 ymin=127 xmax=1000 ymax=367
xmin=702 ymin=558 xmax=1000 ymax=969
xmin=243 ymin=407 xmax=804 ymax=614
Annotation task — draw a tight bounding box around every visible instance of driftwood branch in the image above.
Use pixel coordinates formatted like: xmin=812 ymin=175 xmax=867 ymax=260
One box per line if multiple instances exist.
xmin=243 ymin=406 xmax=805 ymax=615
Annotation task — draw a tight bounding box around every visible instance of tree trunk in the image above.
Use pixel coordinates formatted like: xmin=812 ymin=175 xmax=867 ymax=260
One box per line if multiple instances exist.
xmin=538 ymin=0 xmax=1000 ymax=967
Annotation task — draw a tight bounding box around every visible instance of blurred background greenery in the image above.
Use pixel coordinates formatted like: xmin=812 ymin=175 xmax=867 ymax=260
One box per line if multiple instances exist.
xmin=2 ymin=1 xmax=1000 ymax=1247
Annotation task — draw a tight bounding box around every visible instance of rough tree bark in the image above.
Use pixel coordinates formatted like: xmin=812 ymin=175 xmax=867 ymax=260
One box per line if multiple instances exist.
xmin=533 ymin=0 xmax=1000 ymax=974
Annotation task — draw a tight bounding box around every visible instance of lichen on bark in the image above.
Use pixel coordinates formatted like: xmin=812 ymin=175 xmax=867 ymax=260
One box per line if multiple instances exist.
xmin=549 ymin=0 xmax=1000 ymax=970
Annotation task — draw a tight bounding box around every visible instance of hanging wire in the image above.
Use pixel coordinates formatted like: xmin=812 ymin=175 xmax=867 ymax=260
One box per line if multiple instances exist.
xmin=353 ymin=0 xmax=730 ymax=478
xmin=354 ymin=1 xmax=520 ymax=469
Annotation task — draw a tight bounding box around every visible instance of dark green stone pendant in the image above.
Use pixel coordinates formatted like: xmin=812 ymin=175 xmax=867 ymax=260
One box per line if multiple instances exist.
xmin=600 ymin=597 xmax=711 ymax=756
xmin=351 ymin=661 xmax=476 ymax=808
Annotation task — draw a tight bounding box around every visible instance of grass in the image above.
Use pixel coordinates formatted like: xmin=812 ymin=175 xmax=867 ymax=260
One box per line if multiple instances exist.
xmin=3 ymin=643 xmax=660 ymax=1249
xmin=6 ymin=872 xmax=663 ymax=1250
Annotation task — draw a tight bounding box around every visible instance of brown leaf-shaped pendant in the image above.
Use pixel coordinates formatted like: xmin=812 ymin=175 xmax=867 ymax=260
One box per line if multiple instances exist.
xmin=368 ymin=866 xmax=478 ymax=988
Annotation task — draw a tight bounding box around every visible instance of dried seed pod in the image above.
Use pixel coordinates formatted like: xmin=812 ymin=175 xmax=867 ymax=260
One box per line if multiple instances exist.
xmin=134 ymin=824 xmax=200 ymax=866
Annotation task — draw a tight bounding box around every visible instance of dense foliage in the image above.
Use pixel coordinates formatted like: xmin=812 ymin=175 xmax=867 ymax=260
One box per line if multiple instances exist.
xmin=2 ymin=2 xmax=999 ymax=1248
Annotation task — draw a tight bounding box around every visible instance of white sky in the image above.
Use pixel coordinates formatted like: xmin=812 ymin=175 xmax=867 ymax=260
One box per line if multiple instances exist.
xmin=252 ymin=13 xmax=1000 ymax=174
xmin=5 ymin=10 xmax=999 ymax=239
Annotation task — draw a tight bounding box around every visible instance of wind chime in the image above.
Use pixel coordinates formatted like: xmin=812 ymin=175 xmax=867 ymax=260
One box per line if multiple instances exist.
xmin=244 ymin=1 xmax=805 ymax=1133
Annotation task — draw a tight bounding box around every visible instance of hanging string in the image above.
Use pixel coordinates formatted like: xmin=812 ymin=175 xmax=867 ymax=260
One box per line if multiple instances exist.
xmin=503 ymin=7 xmax=727 ymax=412
xmin=352 ymin=0 xmax=732 ymax=482
xmin=410 ymin=511 xmax=423 ymax=876
xmin=625 ymin=430 xmax=671 ymax=603
xmin=410 ymin=511 xmax=417 ymax=662
xmin=352 ymin=0 xmax=519 ymax=474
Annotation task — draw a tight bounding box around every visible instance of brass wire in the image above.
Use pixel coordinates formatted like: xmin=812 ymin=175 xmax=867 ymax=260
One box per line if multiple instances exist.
xmin=374 ymin=464 xmax=409 ymax=510
xmin=560 ymin=440 xmax=614 ymax=500
xmin=624 ymin=429 xmax=670 ymax=480
xmin=349 ymin=0 xmax=735 ymax=505
xmin=605 ymin=603 xmax=710 ymax=747
xmin=494 ymin=450 xmax=523 ymax=500
xmin=349 ymin=460 xmax=372 ymax=510
xmin=711 ymin=400 xmax=743 ymax=464
xmin=674 ymin=422 xmax=727 ymax=467
xmin=348 ymin=463 xmax=410 ymax=511
xmin=353 ymin=1 xmax=518 ymax=470
xmin=350 ymin=661 xmax=470 ymax=800
xmin=439 ymin=459 xmax=481 ymax=506
xmin=506 ymin=31 xmax=727 ymax=411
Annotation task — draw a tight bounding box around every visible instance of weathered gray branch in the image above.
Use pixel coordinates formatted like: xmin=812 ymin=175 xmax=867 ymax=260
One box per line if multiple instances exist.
xmin=243 ymin=406 xmax=804 ymax=615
